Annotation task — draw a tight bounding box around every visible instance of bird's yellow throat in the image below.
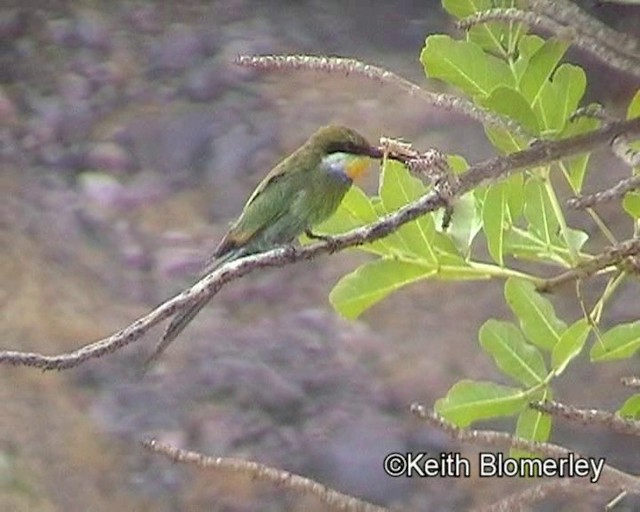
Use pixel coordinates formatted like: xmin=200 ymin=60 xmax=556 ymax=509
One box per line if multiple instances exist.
xmin=345 ymin=156 xmax=370 ymax=181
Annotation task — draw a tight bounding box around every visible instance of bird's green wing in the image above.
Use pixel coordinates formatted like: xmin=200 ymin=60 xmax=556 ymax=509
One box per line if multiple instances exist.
xmin=214 ymin=157 xmax=309 ymax=257
xmin=243 ymin=148 xmax=311 ymax=207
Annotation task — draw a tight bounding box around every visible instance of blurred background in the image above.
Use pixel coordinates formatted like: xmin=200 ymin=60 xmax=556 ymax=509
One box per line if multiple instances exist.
xmin=1 ymin=1 xmax=639 ymax=510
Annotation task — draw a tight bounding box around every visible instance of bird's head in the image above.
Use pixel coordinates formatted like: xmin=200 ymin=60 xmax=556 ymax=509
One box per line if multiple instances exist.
xmin=309 ymin=125 xmax=373 ymax=182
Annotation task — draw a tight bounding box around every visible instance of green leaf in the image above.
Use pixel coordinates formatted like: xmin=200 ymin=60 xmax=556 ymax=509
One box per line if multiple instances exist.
xmin=519 ymin=38 xmax=570 ymax=105
xmin=522 ymin=174 xmax=586 ymax=263
xmin=503 ymin=228 xmax=548 ymax=261
xmin=524 ymin=175 xmax=559 ymax=246
xmin=479 ymin=320 xmax=548 ymax=387
xmin=432 ymin=231 xmax=466 ymax=264
xmin=505 ymin=278 xmax=567 ymax=350
xmin=518 ymin=35 xmax=545 ymax=58
xmin=623 ymin=191 xmax=640 ymax=219
xmin=421 ymin=35 xmax=514 ymax=98
xmin=447 ymin=154 xmax=469 ymax=174
xmin=436 ymin=261 xmax=492 ymax=280
xmin=626 ymin=88 xmax=639 ymax=155
xmin=335 ymin=185 xmax=379 ymax=223
xmin=628 ymin=89 xmax=640 ymax=120
xmin=505 ymin=173 xmax=524 ymax=221
xmin=618 ymin=394 xmax=640 ymax=420
xmin=513 ymin=35 xmax=546 ymax=79
xmin=435 ymin=380 xmax=526 ymax=427
xmin=371 ymin=196 xmax=385 ymax=214
xmin=511 ymin=395 xmax=552 ymax=464
xmin=379 ymin=159 xmax=427 ymax=201
xmin=442 ymin=0 xmax=519 ymax=57
xmin=503 ymin=228 xmax=570 ymax=265
xmin=481 ymin=87 xmax=538 ymax=152
xmin=565 ymin=227 xmax=589 ymax=255
xmin=317 ymin=186 xmax=391 ymax=256
xmin=515 ymin=406 xmax=552 ymax=442
xmin=379 ymin=160 xmax=436 ymax=261
xmin=485 ymin=126 xmax=525 ymax=154
xmin=467 ymin=23 xmax=510 ymax=58
xmin=551 ymin=318 xmax=590 ymax=375
xmin=442 ymin=0 xmax=492 ymax=18
xmin=558 ymin=114 xmax=601 ymax=194
xmin=476 ymin=175 xmax=523 ymax=224
xmin=515 ymin=397 xmax=552 ymax=443
xmin=445 ymin=192 xmax=482 ymax=257
xmin=536 ymin=64 xmax=586 ymax=136
xmin=590 ymin=321 xmax=640 ymax=362
xmin=329 ymin=259 xmax=436 ymax=319
xmin=482 ymin=183 xmax=507 ymax=265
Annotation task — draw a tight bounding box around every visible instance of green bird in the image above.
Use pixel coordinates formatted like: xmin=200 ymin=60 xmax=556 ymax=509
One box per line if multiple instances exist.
xmin=145 ymin=125 xmax=373 ymax=367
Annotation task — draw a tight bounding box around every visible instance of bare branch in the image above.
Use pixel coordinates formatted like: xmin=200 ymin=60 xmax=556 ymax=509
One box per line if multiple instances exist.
xmin=536 ymin=237 xmax=640 ymax=292
xmin=234 ymin=54 xmax=529 ymax=137
xmin=530 ymin=0 xmax=640 ymax=58
xmin=472 ymin=478 xmax=604 ymax=512
xmin=567 ymin=107 xmax=640 ymax=209
xmin=395 ymin=145 xmax=457 ymax=229
xmin=611 ymin=135 xmax=640 ymax=168
xmin=570 ymin=106 xmax=640 ymax=169
xmin=606 ymin=490 xmax=628 ymax=511
xmin=1 ymin=117 xmax=639 ymax=370
xmin=596 ymin=0 xmax=640 ymax=5
xmin=410 ymin=403 xmax=640 ymax=495
xmin=567 ymin=174 xmax=640 ymax=210
xmin=141 ymin=439 xmax=387 ymax=512
xmin=457 ymin=8 xmax=640 ymax=79
xmin=530 ymin=400 xmax=640 ymax=437
xmin=621 ymin=376 xmax=640 ymax=388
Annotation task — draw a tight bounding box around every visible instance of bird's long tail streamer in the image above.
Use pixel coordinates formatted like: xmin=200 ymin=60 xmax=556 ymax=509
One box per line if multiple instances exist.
xmin=143 ymin=249 xmax=242 ymax=370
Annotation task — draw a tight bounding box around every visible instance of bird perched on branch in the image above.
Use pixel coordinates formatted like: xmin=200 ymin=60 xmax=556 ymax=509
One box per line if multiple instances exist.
xmin=145 ymin=125 xmax=374 ymax=367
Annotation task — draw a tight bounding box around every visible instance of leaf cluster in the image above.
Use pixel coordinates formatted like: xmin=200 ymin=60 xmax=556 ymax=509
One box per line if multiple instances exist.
xmin=317 ymin=0 xmax=640 ymax=448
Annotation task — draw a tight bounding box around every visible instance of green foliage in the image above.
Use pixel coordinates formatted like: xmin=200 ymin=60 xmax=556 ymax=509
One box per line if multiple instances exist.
xmin=551 ymin=319 xmax=590 ymax=375
xmin=318 ymin=159 xmax=498 ymax=320
xmin=628 ymin=89 xmax=640 ymax=121
xmin=619 ymin=394 xmax=640 ymax=419
xmin=504 ymin=278 xmax=566 ymax=351
xmin=590 ymin=321 xmax=640 ymax=361
xmin=435 ymin=380 xmax=527 ymax=427
xmin=320 ymin=0 xmax=639 ymax=443
xmin=479 ymin=320 xmax=547 ymax=387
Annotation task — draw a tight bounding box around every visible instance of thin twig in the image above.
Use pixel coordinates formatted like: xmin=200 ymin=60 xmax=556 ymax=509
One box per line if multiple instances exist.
xmin=1 ymin=117 xmax=639 ymax=370
xmin=621 ymin=376 xmax=640 ymax=388
xmin=410 ymin=403 xmax=640 ymax=495
xmin=597 ymin=0 xmax=640 ymax=4
xmin=234 ymin=54 xmax=529 ymax=137
xmin=570 ymin=106 xmax=640 ymax=169
xmin=472 ymin=478 xmax=604 ymax=512
xmin=530 ymin=400 xmax=640 ymax=437
xmin=567 ymin=107 xmax=640 ymax=208
xmin=611 ymin=135 xmax=640 ymax=168
xmin=536 ymin=237 xmax=640 ymax=292
xmin=529 ymin=0 xmax=640 ymax=59
xmin=457 ymin=8 xmax=640 ymax=79
xmin=606 ymin=490 xmax=628 ymax=511
xmin=567 ymin=174 xmax=640 ymax=210
xmin=141 ymin=439 xmax=386 ymax=512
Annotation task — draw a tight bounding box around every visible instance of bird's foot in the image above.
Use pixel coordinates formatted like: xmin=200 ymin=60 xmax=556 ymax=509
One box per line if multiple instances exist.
xmin=283 ymin=244 xmax=298 ymax=260
xmin=305 ymin=230 xmax=339 ymax=252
